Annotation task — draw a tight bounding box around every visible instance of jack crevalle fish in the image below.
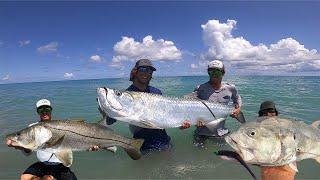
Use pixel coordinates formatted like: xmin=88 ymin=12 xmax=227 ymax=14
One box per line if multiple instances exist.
xmin=6 ymin=120 xmax=144 ymax=167
xmin=224 ymin=116 xmax=320 ymax=171
xmin=97 ymin=87 xmax=244 ymax=129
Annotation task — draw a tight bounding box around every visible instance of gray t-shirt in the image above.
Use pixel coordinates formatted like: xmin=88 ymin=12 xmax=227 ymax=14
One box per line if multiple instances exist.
xmin=194 ymin=81 xmax=242 ymax=136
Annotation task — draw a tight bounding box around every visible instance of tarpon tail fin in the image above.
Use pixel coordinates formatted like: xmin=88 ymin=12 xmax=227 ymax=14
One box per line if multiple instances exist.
xmin=124 ymin=139 xmax=144 ymax=160
xmin=235 ymin=111 xmax=246 ymax=124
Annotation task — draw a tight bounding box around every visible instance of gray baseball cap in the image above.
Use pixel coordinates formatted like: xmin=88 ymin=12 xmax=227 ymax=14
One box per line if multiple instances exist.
xmin=135 ymin=59 xmax=156 ymax=71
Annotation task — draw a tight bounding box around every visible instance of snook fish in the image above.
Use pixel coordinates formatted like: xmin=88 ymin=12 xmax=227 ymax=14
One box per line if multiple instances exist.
xmin=6 ymin=120 xmax=144 ymax=167
xmin=224 ymin=116 xmax=320 ymax=171
xmin=97 ymin=87 xmax=243 ymax=129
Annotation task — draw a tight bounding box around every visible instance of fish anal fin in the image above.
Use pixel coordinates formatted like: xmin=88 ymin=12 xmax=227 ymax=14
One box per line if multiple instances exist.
xmin=315 ymin=156 xmax=320 ymax=164
xmin=104 ymin=146 xmax=117 ymax=153
xmin=288 ymin=162 xmax=298 ymax=172
xmin=311 ymin=120 xmax=320 ymax=129
xmin=55 ymin=149 xmax=73 ymax=167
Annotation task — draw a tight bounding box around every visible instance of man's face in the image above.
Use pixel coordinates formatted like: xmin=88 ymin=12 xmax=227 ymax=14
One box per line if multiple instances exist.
xmin=136 ymin=66 xmax=154 ymax=84
xmin=37 ymin=106 xmax=52 ymax=121
xmin=208 ymin=68 xmax=223 ymax=83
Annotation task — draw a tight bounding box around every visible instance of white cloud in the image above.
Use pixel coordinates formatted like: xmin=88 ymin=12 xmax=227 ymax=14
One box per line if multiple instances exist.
xmin=191 ymin=64 xmax=198 ymax=69
xmin=201 ymin=19 xmax=320 ymax=73
xmin=19 ymin=40 xmax=31 ymax=46
xmin=64 ymin=73 xmax=74 ymax=79
xmin=112 ymin=35 xmax=182 ymax=62
xmin=2 ymin=74 xmax=10 ymax=81
xmin=90 ymin=55 xmax=102 ymax=62
xmin=37 ymin=42 xmax=59 ymax=53
xmin=0 ymin=41 xmax=4 ymax=47
xmin=108 ymin=61 xmax=125 ymax=70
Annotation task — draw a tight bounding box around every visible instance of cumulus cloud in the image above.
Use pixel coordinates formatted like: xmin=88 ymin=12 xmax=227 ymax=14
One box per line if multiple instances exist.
xmin=112 ymin=35 xmax=182 ymax=62
xmin=90 ymin=55 xmax=102 ymax=62
xmin=2 ymin=74 xmax=10 ymax=81
xmin=19 ymin=40 xmax=31 ymax=46
xmin=64 ymin=73 xmax=74 ymax=79
xmin=201 ymin=19 xmax=320 ymax=73
xmin=0 ymin=41 xmax=4 ymax=47
xmin=108 ymin=61 xmax=125 ymax=70
xmin=37 ymin=42 xmax=59 ymax=53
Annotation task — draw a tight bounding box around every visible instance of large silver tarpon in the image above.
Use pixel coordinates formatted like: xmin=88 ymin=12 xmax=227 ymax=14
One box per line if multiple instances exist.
xmin=97 ymin=87 xmax=237 ymax=129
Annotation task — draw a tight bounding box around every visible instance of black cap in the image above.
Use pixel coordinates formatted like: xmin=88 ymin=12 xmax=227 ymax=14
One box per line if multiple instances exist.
xmin=259 ymin=101 xmax=276 ymax=111
xmin=259 ymin=101 xmax=278 ymax=116
xmin=135 ymin=59 xmax=156 ymax=71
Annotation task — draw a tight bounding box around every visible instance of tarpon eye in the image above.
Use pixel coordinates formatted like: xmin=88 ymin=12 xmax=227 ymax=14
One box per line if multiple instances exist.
xmin=17 ymin=132 xmax=21 ymax=136
xmin=248 ymin=130 xmax=256 ymax=137
xmin=250 ymin=132 xmax=255 ymax=136
xmin=115 ymin=90 xmax=122 ymax=96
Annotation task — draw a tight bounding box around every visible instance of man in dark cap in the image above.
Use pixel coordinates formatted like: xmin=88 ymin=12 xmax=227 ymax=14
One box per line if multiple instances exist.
xmin=258 ymin=101 xmax=278 ymax=117
xmin=258 ymin=101 xmax=296 ymax=180
xmin=101 ymin=59 xmax=171 ymax=154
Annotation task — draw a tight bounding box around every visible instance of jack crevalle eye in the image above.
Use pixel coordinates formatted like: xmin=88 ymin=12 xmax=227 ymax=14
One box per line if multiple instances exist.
xmin=17 ymin=132 xmax=21 ymax=136
xmin=250 ymin=132 xmax=255 ymax=136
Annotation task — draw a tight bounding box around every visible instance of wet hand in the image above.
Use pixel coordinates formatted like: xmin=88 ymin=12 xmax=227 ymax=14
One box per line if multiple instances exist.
xmin=88 ymin=145 xmax=100 ymax=151
xmin=180 ymin=121 xmax=191 ymax=129
xmin=231 ymin=105 xmax=241 ymax=118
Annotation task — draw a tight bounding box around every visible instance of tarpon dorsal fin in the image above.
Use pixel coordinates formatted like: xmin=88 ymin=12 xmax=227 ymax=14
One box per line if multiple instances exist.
xmin=54 ymin=149 xmax=73 ymax=167
xmin=311 ymin=120 xmax=320 ymax=129
xmin=288 ymin=162 xmax=298 ymax=172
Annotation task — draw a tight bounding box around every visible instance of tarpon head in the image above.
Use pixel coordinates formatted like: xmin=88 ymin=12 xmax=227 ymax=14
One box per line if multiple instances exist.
xmin=225 ymin=122 xmax=297 ymax=166
xmin=6 ymin=123 xmax=52 ymax=151
xmin=97 ymin=87 xmax=135 ymax=118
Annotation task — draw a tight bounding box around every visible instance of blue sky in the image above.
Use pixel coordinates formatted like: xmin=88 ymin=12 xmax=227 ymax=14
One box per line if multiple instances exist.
xmin=0 ymin=1 xmax=319 ymax=83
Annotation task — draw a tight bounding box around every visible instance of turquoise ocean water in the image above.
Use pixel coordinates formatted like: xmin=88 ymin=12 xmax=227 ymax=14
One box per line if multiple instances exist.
xmin=0 ymin=76 xmax=319 ymax=179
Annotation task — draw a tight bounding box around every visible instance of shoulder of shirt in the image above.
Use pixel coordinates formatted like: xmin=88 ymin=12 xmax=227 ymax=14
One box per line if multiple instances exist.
xmin=197 ymin=82 xmax=210 ymax=90
xmin=223 ymin=82 xmax=236 ymax=89
xmin=148 ymin=86 xmax=162 ymax=94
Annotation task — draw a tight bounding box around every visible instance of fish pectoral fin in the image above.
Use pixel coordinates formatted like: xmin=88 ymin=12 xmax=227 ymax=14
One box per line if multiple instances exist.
xmin=54 ymin=149 xmax=73 ymax=167
xmin=311 ymin=120 xmax=320 ymax=129
xmin=288 ymin=162 xmax=298 ymax=172
xmin=124 ymin=139 xmax=144 ymax=160
xmin=104 ymin=146 xmax=117 ymax=153
xmin=45 ymin=135 xmax=65 ymax=148
xmin=140 ymin=120 xmax=162 ymax=129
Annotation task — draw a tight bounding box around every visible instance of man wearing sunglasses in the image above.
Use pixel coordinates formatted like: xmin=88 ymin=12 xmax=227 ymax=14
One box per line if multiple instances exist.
xmin=7 ymin=99 xmax=77 ymax=180
xmin=181 ymin=60 xmax=242 ymax=144
xmin=258 ymin=101 xmax=296 ymax=180
xmin=101 ymin=59 xmax=171 ymax=154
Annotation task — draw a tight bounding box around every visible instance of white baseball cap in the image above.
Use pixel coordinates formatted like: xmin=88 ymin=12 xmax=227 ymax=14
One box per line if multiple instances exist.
xmin=208 ymin=60 xmax=224 ymax=69
xmin=36 ymin=99 xmax=51 ymax=108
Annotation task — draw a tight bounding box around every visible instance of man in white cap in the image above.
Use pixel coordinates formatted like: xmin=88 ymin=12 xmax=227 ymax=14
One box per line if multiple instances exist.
xmin=181 ymin=60 xmax=244 ymax=144
xmin=7 ymin=99 xmax=77 ymax=180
